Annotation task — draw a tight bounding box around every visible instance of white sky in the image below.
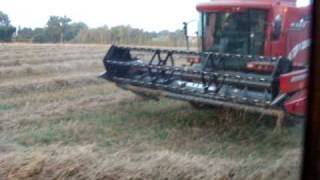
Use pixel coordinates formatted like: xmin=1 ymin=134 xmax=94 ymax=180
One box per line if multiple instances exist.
xmin=1 ymin=0 xmax=311 ymax=34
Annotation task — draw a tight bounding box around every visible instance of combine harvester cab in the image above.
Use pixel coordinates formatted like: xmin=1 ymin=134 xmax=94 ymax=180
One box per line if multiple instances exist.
xmin=100 ymin=0 xmax=311 ymax=123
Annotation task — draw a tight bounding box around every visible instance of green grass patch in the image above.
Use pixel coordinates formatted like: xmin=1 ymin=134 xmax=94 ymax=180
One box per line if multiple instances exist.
xmin=0 ymin=104 xmax=16 ymax=111
xmin=15 ymin=124 xmax=68 ymax=146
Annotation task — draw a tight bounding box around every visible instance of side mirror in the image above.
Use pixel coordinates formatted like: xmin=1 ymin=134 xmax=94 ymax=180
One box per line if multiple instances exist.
xmin=272 ymin=15 xmax=282 ymax=40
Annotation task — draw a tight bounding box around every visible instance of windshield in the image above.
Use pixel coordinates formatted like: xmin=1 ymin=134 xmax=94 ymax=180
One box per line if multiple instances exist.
xmin=202 ymin=9 xmax=267 ymax=55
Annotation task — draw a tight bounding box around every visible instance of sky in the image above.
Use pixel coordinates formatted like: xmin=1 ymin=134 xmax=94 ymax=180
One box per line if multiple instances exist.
xmin=1 ymin=0 xmax=312 ymax=34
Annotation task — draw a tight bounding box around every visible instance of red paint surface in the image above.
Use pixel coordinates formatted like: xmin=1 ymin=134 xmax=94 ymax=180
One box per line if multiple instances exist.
xmin=196 ymin=0 xmax=273 ymax=12
xmin=196 ymin=0 xmax=311 ymax=116
xmin=284 ymin=89 xmax=307 ymax=116
xmin=279 ymin=69 xmax=308 ymax=94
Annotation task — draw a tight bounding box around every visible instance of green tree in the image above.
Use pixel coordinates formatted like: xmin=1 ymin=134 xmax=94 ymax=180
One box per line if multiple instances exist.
xmin=64 ymin=22 xmax=88 ymax=41
xmin=71 ymin=25 xmax=187 ymax=46
xmin=0 ymin=11 xmax=10 ymax=26
xmin=16 ymin=27 xmax=33 ymax=41
xmin=0 ymin=11 xmax=16 ymax=42
xmin=32 ymin=28 xmax=48 ymax=43
xmin=71 ymin=26 xmax=110 ymax=44
xmin=46 ymin=16 xmax=71 ymax=43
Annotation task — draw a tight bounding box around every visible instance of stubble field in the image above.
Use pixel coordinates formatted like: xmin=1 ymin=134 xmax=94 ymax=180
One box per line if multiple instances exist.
xmin=0 ymin=43 xmax=304 ymax=180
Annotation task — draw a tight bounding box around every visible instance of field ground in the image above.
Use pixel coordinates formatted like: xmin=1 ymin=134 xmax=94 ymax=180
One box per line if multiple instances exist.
xmin=0 ymin=43 xmax=304 ymax=179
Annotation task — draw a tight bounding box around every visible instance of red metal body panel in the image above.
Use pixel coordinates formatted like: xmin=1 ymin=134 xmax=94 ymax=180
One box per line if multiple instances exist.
xmin=284 ymin=89 xmax=307 ymax=116
xmin=196 ymin=0 xmax=311 ymax=116
xmin=196 ymin=0 xmax=273 ymax=11
xmin=279 ymin=69 xmax=308 ymax=94
xmin=286 ymin=7 xmax=311 ymax=67
xmin=197 ymin=0 xmax=311 ymax=63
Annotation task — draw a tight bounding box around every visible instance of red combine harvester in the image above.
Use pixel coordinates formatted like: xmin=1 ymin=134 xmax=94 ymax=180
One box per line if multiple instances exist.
xmin=100 ymin=0 xmax=311 ymax=125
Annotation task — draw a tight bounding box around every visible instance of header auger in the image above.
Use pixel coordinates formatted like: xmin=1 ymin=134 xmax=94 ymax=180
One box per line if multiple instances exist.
xmin=100 ymin=0 xmax=311 ymax=126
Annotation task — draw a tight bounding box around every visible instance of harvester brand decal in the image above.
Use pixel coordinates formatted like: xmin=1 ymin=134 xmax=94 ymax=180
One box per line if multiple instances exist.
xmin=290 ymin=73 xmax=307 ymax=83
xmin=287 ymin=39 xmax=311 ymax=60
xmin=290 ymin=19 xmax=309 ymax=30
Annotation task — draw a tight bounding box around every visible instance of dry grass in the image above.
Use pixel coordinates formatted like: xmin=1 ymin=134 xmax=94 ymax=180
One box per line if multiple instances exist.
xmin=0 ymin=43 xmax=304 ymax=180
xmin=0 ymin=146 xmax=301 ymax=180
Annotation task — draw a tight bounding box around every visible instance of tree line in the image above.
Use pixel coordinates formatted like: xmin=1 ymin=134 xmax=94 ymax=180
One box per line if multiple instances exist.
xmin=0 ymin=11 xmax=194 ymax=47
xmin=0 ymin=11 xmax=16 ymax=42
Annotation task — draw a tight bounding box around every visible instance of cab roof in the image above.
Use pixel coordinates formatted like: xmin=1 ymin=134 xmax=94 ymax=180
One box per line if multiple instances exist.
xmin=196 ymin=0 xmax=296 ymax=12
